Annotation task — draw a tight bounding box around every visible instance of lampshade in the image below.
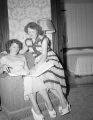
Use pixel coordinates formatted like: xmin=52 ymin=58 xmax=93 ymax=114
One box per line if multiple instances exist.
xmin=37 ymin=18 xmax=55 ymax=34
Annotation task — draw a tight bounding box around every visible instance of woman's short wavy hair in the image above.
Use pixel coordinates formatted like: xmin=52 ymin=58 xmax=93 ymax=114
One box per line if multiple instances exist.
xmin=5 ymin=39 xmax=23 ymax=53
xmin=24 ymin=22 xmax=44 ymax=35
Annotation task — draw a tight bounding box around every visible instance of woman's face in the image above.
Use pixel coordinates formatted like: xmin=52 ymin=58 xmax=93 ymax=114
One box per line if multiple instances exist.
xmin=9 ymin=43 xmax=19 ymax=55
xmin=28 ymin=28 xmax=38 ymax=40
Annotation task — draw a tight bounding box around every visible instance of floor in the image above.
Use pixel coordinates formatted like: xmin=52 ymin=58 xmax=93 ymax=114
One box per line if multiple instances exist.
xmin=0 ymin=83 xmax=93 ymax=120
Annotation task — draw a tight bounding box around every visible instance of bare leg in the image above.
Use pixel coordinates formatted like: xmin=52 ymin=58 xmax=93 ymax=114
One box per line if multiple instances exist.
xmin=50 ymin=86 xmax=71 ymax=115
xmin=29 ymin=93 xmax=41 ymax=114
xmin=29 ymin=93 xmax=45 ymax=120
xmin=39 ymin=89 xmax=53 ymax=111
xmin=50 ymin=86 xmax=68 ymax=109
xmin=39 ymin=89 xmax=56 ymax=118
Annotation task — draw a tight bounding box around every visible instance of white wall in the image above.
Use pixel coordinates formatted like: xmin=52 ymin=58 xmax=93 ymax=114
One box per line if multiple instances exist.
xmin=65 ymin=2 xmax=93 ymax=48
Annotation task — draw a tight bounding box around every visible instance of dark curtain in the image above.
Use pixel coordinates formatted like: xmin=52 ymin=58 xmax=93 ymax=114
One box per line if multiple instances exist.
xmin=51 ymin=0 xmax=67 ymax=63
xmin=51 ymin=0 xmax=59 ymax=55
xmin=0 ymin=0 xmax=9 ymax=52
xmin=51 ymin=0 xmax=70 ymax=94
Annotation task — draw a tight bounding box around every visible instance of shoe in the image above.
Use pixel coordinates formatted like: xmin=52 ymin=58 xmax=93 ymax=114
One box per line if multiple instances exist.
xmin=31 ymin=108 xmax=44 ymax=120
xmin=45 ymin=103 xmax=56 ymax=118
xmin=59 ymin=103 xmax=71 ymax=115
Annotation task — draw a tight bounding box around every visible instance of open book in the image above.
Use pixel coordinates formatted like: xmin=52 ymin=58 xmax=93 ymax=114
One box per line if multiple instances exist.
xmin=29 ymin=61 xmax=54 ymax=77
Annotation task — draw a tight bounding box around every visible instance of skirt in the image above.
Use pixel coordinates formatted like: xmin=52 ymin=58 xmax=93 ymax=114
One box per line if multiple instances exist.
xmin=34 ymin=50 xmax=67 ymax=94
xmin=23 ymin=75 xmax=46 ymax=100
xmin=24 ymin=50 xmax=67 ymax=100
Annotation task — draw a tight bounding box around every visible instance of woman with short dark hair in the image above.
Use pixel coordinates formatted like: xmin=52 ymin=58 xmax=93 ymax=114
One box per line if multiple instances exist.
xmin=0 ymin=39 xmax=29 ymax=76
xmin=5 ymin=39 xmax=23 ymax=53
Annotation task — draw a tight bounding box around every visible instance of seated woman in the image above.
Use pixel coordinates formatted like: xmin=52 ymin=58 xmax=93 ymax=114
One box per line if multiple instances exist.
xmin=20 ymin=22 xmax=71 ymax=119
xmin=0 ymin=39 xmax=29 ymax=76
xmin=0 ymin=39 xmax=57 ymax=120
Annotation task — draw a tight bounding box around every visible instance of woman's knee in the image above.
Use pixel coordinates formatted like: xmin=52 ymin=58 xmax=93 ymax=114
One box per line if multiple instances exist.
xmin=56 ymin=85 xmax=62 ymax=91
xmin=39 ymin=89 xmax=49 ymax=99
xmin=29 ymin=93 xmax=37 ymax=100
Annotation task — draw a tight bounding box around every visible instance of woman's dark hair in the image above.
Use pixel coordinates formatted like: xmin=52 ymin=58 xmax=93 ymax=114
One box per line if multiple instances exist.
xmin=5 ymin=39 xmax=23 ymax=53
xmin=24 ymin=22 xmax=44 ymax=35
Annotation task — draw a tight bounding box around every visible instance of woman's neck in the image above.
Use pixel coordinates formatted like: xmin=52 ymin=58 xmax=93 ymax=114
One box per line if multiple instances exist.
xmin=32 ymin=39 xmax=36 ymax=43
xmin=32 ymin=35 xmax=39 ymax=43
xmin=9 ymin=53 xmax=17 ymax=57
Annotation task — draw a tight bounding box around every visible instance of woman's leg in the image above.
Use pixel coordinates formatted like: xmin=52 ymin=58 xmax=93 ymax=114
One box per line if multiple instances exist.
xmin=50 ymin=86 xmax=67 ymax=109
xmin=29 ymin=93 xmax=44 ymax=120
xmin=29 ymin=93 xmax=41 ymax=114
xmin=39 ymin=89 xmax=53 ymax=111
xmin=50 ymin=86 xmax=71 ymax=115
xmin=39 ymin=89 xmax=56 ymax=118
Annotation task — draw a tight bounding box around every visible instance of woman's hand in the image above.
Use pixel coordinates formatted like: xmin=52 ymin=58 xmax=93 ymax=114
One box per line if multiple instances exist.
xmin=26 ymin=71 xmax=30 ymax=75
xmin=2 ymin=64 xmax=11 ymax=73
xmin=29 ymin=67 xmax=36 ymax=75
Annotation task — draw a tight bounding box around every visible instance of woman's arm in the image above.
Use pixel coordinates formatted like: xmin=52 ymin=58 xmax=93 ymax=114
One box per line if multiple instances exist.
xmin=19 ymin=44 xmax=28 ymax=54
xmin=0 ymin=57 xmax=10 ymax=74
xmin=23 ymin=56 xmax=30 ymax=74
xmin=0 ymin=65 xmax=4 ymax=74
xmin=35 ymin=37 xmax=48 ymax=69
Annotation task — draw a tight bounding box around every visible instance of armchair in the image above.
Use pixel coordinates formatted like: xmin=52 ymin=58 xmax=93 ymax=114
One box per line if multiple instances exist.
xmin=0 ymin=52 xmax=34 ymax=119
xmin=0 ymin=52 xmax=58 ymax=119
